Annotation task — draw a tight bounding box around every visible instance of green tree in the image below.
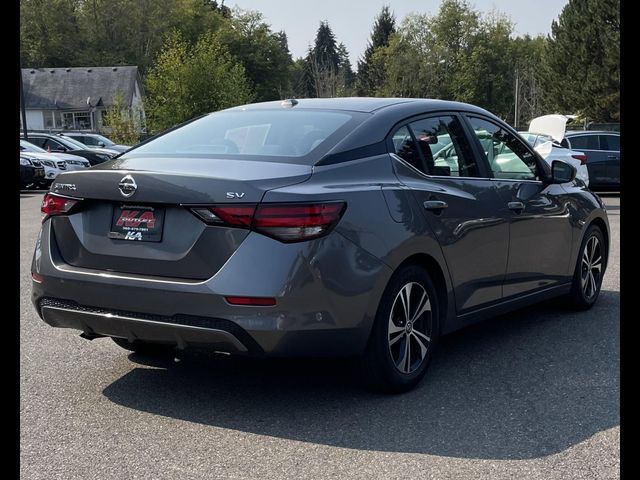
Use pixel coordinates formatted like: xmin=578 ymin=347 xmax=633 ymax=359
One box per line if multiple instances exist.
xmin=510 ymin=35 xmax=549 ymax=127
xmin=304 ymin=21 xmax=353 ymax=97
xmin=356 ymin=5 xmax=396 ymax=95
xmin=144 ymin=30 xmax=253 ymax=133
xmin=337 ymin=43 xmax=356 ymax=95
xmin=216 ymin=9 xmax=293 ymax=101
xmin=375 ymin=2 xmax=521 ymax=120
xmin=544 ymin=0 xmax=619 ymax=121
xmin=101 ymin=92 xmax=141 ymax=145
xmin=76 ymin=0 xmax=227 ymax=71
xmin=20 ymin=0 xmax=84 ymax=67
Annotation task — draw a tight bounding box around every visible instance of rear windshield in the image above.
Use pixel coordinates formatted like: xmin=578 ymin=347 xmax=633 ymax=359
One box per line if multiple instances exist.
xmin=127 ymin=109 xmax=363 ymax=164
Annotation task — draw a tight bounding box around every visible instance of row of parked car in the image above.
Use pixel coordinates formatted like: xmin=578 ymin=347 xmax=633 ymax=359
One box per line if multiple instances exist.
xmin=19 ymin=132 xmax=132 ymax=189
xmin=519 ymin=114 xmax=620 ymax=191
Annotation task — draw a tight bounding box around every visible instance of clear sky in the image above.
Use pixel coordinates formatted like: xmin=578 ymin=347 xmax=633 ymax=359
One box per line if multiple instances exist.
xmin=229 ymin=0 xmax=568 ymax=65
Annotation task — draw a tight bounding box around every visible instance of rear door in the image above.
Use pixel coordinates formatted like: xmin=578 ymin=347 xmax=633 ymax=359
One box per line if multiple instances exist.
xmin=389 ymin=113 xmax=510 ymax=313
xmin=600 ymin=134 xmax=620 ymax=187
xmin=566 ymin=134 xmax=608 ymax=187
xmin=463 ymin=114 xmax=574 ymax=298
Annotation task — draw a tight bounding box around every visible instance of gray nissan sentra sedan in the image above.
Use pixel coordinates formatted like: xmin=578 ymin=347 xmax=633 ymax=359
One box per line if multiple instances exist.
xmin=31 ymin=98 xmax=609 ymax=392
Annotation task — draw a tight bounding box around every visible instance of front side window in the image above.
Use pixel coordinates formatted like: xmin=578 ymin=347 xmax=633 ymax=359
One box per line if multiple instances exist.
xmin=466 ymin=116 xmax=539 ymax=180
xmin=43 ymin=139 xmax=64 ymax=151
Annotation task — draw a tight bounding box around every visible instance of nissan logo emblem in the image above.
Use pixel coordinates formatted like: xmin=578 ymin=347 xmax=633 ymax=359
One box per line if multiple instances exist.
xmin=118 ymin=175 xmax=137 ymax=198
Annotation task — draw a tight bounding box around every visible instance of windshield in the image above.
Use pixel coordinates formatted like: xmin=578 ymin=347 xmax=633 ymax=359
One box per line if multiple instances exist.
xmin=127 ymin=109 xmax=362 ymax=164
xmin=20 ymin=140 xmax=47 ymax=153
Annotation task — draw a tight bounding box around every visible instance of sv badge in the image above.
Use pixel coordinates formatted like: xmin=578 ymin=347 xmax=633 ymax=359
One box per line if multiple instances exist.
xmin=226 ymin=192 xmax=245 ymax=199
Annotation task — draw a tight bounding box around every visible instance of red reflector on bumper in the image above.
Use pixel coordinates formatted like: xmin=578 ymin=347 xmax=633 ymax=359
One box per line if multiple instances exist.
xmin=225 ymin=296 xmax=276 ymax=306
xmin=32 ymin=272 xmax=43 ymax=283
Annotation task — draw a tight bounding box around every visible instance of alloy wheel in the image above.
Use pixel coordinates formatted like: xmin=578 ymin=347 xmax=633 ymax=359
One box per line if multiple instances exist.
xmin=581 ymin=235 xmax=603 ymax=300
xmin=388 ymin=282 xmax=432 ymax=374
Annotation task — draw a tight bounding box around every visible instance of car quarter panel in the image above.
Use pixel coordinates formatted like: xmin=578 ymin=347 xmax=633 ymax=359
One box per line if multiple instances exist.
xmin=261 ymin=154 xmax=456 ymax=332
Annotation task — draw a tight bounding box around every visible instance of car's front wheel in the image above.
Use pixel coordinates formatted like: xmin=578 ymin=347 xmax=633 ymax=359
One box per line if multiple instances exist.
xmin=362 ymin=265 xmax=440 ymax=393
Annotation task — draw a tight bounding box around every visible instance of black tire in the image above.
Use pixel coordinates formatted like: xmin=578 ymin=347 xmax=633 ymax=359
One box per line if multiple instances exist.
xmin=566 ymin=225 xmax=606 ymax=310
xmin=111 ymin=337 xmax=173 ymax=354
xmin=361 ymin=265 xmax=440 ymax=393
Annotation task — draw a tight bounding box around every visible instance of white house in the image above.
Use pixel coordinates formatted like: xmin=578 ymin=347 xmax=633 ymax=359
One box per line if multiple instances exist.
xmin=20 ymin=66 xmax=145 ymax=132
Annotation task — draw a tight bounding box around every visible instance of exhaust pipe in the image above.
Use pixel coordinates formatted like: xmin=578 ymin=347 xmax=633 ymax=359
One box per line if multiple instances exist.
xmin=79 ymin=331 xmax=106 ymax=340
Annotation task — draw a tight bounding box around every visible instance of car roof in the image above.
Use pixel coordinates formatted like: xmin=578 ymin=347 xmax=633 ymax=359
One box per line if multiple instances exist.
xmin=566 ymin=130 xmax=619 ymax=136
xmin=224 ymin=97 xmax=491 ymax=115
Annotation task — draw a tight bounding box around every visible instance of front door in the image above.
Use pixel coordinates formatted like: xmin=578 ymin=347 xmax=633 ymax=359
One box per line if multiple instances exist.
xmin=464 ymin=115 xmax=574 ymax=298
xmin=389 ymin=114 xmax=510 ymax=312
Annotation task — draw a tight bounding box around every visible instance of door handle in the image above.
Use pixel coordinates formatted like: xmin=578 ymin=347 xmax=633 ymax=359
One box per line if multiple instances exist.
xmin=424 ymin=200 xmax=448 ymax=211
xmin=508 ymin=201 xmax=525 ymax=213
xmin=607 ymin=155 xmax=619 ymax=160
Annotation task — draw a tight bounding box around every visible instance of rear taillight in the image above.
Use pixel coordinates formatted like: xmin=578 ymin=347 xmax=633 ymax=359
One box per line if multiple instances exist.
xmin=253 ymin=202 xmax=345 ymax=241
xmin=572 ymin=154 xmax=588 ymax=165
xmin=191 ymin=202 xmax=346 ymax=242
xmin=41 ymin=193 xmax=80 ymax=222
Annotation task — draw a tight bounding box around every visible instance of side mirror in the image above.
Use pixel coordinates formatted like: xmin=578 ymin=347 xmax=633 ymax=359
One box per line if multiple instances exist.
xmin=550 ymin=159 xmax=576 ymax=184
xmin=97 ymin=141 xmax=105 ymax=147
xmin=53 ymin=147 xmax=67 ymax=153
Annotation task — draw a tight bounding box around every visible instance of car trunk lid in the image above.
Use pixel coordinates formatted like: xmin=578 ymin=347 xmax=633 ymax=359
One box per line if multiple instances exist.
xmin=49 ymin=157 xmax=312 ymax=280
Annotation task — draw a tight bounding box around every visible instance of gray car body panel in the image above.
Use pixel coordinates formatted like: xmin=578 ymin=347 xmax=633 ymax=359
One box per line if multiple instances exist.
xmin=31 ymin=98 xmax=610 ymax=356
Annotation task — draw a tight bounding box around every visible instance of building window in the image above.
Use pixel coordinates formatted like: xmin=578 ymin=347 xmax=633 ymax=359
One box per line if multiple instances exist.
xmin=44 ymin=111 xmax=54 ymax=129
xmin=60 ymin=111 xmax=92 ymax=130
xmin=74 ymin=112 xmax=91 ymax=130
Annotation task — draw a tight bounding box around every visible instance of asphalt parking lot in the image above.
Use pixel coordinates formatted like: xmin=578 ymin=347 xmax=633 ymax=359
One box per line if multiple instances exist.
xmin=20 ymin=192 xmax=619 ymax=480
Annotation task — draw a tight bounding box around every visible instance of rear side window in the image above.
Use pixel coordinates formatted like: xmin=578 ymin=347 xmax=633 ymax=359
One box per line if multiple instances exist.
xmin=128 ymin=110 xmax=360 ymax=164
xmin=466 ymin=116 xmax=539 ymax=181
xmin=568 ymin=135 xmax=599 ymax=150
xmin=391 ymin=126 xmax=422 ymax=171
xmin=600 ymin=135 xmax=619 ymax=151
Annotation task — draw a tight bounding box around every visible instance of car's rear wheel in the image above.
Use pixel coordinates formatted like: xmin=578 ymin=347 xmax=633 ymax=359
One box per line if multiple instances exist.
xmin=362 ymin=265 xmax=440 ymax=393
xmin=566 ymin=225 xmax=605 ymax=310
xmin=111 ymin=337 xmax=173 ymax=354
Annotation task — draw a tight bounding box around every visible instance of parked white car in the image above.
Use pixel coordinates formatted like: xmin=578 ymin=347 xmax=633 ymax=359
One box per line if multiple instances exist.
xmin=20 ymin=140 xmax=91 ymax=172
xmin=518 ymin=132 xmax=589 ymax=186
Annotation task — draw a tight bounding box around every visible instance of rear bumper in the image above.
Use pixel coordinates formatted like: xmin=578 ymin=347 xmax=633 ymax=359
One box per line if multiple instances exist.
xmin=39 ymin=298 xmax=257 ymax=354
xmin=31 ymin=220 xmax=392 ymax=357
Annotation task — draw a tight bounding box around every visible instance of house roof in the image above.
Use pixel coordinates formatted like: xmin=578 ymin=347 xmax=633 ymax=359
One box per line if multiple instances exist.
xmin=21 ymin=66 xmax=140 ymax=110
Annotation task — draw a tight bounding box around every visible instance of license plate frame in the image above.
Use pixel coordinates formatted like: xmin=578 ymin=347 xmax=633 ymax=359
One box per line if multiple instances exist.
xmin=108 ymin=204 xmax=165 ymax=242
